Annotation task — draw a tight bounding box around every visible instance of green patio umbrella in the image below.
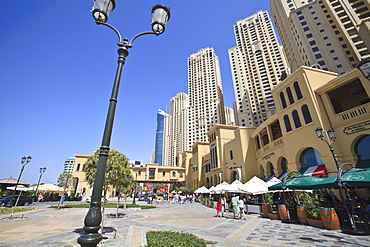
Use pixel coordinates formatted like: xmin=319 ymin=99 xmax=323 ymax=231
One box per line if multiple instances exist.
xmin=268 ymin=175 xmax=329 ymax=190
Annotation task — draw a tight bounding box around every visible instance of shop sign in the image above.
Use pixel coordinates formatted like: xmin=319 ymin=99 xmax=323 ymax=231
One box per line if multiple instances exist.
xmin=343 ymin=120 xmax=370 ymax=135
xmin=262 ymin=152 xmax=275 ymax=160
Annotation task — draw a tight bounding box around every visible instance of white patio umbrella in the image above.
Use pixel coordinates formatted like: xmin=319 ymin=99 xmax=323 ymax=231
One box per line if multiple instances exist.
xmin=195 ymin=186 xmax=210 ymax=194
xmin=208 ymin=186 xmax=217 ymax=194
xmin=266 ymin=177 xmax=281 ymax=187
xmin=211 ymin=181 xmax=230 ymax=194
xmin=6 ymin=185 xmax=30 ymax=191
xmin=29 ymin=183 xmax=64 ymax=192
xmin=224 ymin=180 xmax=243 ymax=193
xmin=239 ymin=176 xmax=269 ymax=195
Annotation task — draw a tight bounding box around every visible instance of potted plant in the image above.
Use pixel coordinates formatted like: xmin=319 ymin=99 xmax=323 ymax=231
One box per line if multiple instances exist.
xmin=265 ymin=193 xmax=280 ymax=220
xmin=299 ymin=192 xmax=323 ymax=228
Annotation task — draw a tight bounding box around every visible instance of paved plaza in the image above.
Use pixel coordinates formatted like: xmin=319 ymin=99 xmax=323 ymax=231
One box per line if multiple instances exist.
xmin=0 ymin=201 xmax=369 ymax=247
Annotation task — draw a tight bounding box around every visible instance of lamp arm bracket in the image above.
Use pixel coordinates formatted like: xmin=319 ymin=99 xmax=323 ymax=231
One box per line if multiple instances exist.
xmin=96 ymin=21 xmax=123 ymax=44
xmin=128 ymin=31 xmax=158 ymax=46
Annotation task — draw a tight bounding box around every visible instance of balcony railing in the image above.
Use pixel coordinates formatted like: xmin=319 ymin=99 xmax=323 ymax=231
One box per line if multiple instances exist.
xmin=338 ymin=103 xmax=369 ymax=122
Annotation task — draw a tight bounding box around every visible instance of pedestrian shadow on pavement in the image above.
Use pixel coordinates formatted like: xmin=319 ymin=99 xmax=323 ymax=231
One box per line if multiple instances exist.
xmin=105 ymin=213 xmax=127 ymax=218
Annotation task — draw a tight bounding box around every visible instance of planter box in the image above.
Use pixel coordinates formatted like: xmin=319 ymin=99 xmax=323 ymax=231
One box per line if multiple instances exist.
xmin=320 ymin=207 xmax=340 ymax=230
xmin=297 ymin=206 xmax=308 ymax=225
xmin=307 ymin=218 xmax=324 ymax=228
xmin=261 ymin=204 xmax=269 ymax=218
xmin=267 ymin=213 xmax=280 ymax=220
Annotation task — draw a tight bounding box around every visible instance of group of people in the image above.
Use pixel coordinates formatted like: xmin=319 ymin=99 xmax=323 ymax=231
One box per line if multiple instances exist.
xmin=215 ymin=194 xmax=247 ymax=220
xmin=171 ymin=194 xmax=194 ymax=204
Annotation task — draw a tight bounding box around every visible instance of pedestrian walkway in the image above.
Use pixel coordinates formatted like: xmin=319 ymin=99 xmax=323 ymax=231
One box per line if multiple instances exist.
xmin=0 ymin=202 xmax=369 ymax=246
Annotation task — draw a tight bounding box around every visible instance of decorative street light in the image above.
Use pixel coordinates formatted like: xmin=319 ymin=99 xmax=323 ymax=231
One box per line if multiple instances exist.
xmin=356 ymin=59 xmax=370 ymax=80
xmin=7 ymin=156 xmax=32 ymax=207
xmin=314 ymin=126 xmax=339 ymax=170
xmin=77 ymin=2 xmax=170 ymax=246
xmin=34 ymin=167 xmax=47 ymax=201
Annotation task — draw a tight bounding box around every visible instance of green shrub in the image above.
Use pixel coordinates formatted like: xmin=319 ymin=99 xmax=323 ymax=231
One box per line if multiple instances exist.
xmin=146 ymin=230 xmax=206 ymax=247
xmin=0 ymin=207 xmax=35 ymax=215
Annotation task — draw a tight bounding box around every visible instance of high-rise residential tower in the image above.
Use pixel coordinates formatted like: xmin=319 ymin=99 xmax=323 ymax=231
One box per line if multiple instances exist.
xmin=188 ymin=47 xmax=226 ymax=145
xmin=63 ymin=157 xmax=76 ymax=174
xmin=270 ymin=0 xmax=370 ymax=74
xmin=154 ymin=109 xmax=168 ymax=166
xmin=229 ymin=10 xmax=289 ymax=128
xmin=162 ymin=92 xmax=190 ymax=166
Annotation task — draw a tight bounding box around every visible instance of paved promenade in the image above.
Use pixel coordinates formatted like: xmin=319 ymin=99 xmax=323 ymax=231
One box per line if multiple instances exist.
xmin=0 ymin=201 xmax=369 ymax=247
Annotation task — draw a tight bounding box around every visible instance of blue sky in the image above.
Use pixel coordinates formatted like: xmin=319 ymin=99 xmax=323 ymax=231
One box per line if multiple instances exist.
xmin=0 ymin=1 xmax=271 ymax=185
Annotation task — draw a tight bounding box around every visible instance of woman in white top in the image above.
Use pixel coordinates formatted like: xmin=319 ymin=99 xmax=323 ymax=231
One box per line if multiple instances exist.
xmin=238 ymin=197 xmax=247 ymax=220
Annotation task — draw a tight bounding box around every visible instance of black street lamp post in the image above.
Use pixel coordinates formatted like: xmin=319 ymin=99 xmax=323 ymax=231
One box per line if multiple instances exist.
xmin=7 ymin=156 xmax=32 ymax=207
xmin=314 ymin=127 xmax=339 ymax=170
xmin=77 ymin=1 xmax=170 ymax=246
xmin=34 ymin=167 xmax=47 ymax=201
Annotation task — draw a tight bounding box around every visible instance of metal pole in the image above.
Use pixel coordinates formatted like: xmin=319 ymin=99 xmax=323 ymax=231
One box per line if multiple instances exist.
xmin=337 ymin=163 xmax=357 ymax=231
xmin=132 ymin=173 xmax=137 ymax=204
xmin=34 ymin=168 xmax=46 ymax=202
xmin=328 ymin=144 xmax=339 ymax=170
xmin=77 ymin=46 xmax=128 ymax=247
xmin=7 ymin=157 xmax=31 ymax=207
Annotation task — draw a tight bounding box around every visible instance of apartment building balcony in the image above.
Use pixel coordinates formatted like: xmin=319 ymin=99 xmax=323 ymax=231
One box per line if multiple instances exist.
xmin=336 ymin=103 xmax=369 ymax=123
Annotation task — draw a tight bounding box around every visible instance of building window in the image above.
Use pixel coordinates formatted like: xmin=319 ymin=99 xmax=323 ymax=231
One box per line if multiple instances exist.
xmin=280 ymin=92 xmax=287 ymax=109
xmin=318 ymin=60 xmax=326 ymax=66
xmin=76 ymin=163 xmax=80 ymax=171
xmin=287 ymin=87 xmax=295 ymax=104
xmin=149 ymin=168 xmax=156 ymax=179
xmin=303 ymin=27 xmax=310 ymax=32
xmin=301 ymin=105 xmax=312 ymax=124
xmin=292 ymin=110 xmax=302 ymax=128
xmin=306 ymin=33 xmax=313 ymax=38
xmin=309 ymin=40 xmax=316 ymax=46
xmin=162 ymin=171 xmax=166 ymax=176
xmin=293 ymin=81 xmax=303 ymax=99
xmin=312 ymin=47 xmax=319 ymax=52
xmin=230 ymin=150 xmax=234 ymax=160
xmin=315 ymin=54 xmax=322 ymax=59
xmin=284 ymin=115 xmax=292 ymax=132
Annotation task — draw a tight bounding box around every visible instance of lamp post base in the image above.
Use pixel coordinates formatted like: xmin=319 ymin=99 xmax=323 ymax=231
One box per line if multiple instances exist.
xmin=341 ymin=228 xmax=370 ymax=236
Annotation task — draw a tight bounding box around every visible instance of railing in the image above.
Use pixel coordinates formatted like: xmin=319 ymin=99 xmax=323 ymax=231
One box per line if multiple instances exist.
xmin=338 ymin=104 xmax=369 ymax=122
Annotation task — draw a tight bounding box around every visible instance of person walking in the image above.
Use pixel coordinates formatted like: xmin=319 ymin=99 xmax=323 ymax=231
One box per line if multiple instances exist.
xmin=238 ymin=197 xmax=247 ymax=220
xmin=231 ymin=194 xmax=240 ymax=219
xmin=221 ymin=196 xmax=228 ymax=218
xmin=215 ymin=198 xmax=223 ymax=217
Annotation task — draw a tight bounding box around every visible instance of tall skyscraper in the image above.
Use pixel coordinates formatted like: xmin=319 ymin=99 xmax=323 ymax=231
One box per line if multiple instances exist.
xmin=228 ymin=10 xmax=288 ymax=128
xmin=154 ymin=109 xmax=168 ymax=166
xmin=270 ymin=0 xmax=370 ymax=74
xmin=162 ymin=92 xmax=189 ymax=166
xmin=224 ymin=106 xmax=236 ymax=126
xmin=63 ymin=157 xmax=76 ymax=174
xmin=188 ymin=47 xmax=226 ymax=145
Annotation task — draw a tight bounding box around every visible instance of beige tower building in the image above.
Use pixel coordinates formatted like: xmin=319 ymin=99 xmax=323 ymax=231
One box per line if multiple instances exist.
xmin=188 ymin=47 xmax=226 ymax=146
xmin=162 ymin=92 xmax=190 ymax=166
xmin=228 ymin=10 xmax=289 ymax=128
xmin=270 ymin=0 xmax=370 ymax=74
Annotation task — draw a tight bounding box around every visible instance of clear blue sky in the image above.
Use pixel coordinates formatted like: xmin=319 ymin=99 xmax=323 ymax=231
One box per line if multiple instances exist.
xmin=0 ymin=1 xmax=271 ymax=185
